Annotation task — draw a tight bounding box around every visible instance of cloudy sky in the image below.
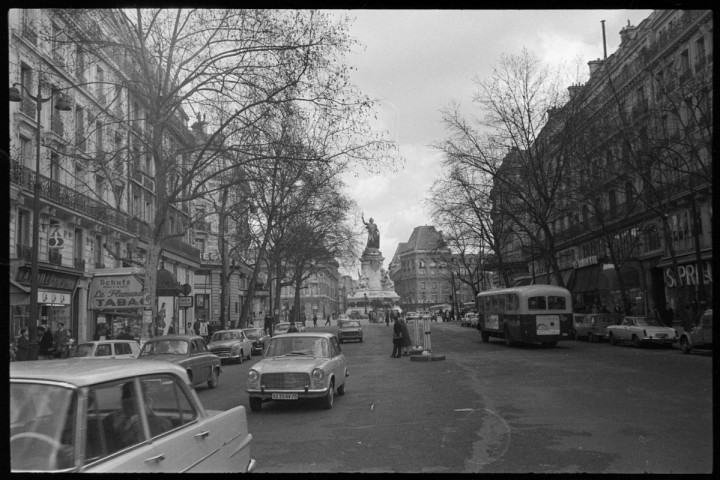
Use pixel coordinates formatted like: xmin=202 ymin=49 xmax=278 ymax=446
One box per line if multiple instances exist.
xmin=330 ymin=9 xmax=654 ymax=274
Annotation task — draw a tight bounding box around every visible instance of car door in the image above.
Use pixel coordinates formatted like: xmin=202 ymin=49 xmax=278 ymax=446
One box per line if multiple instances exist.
xmin=328 ymin=337 xmax=346 ymax=389
xmin=113 ymin=343 xmax=133 ymax=360
xmin=137 ymin=375 xmax=251 ymax=472
xmin=186 ymin=340 xmax=208 ymax=384
xmin=95 ymin=343 xmax=112 ymax=358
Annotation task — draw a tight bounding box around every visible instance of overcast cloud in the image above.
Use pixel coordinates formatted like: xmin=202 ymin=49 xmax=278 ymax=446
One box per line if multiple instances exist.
xmin=333 ymin=9 xmax=654 ymax=274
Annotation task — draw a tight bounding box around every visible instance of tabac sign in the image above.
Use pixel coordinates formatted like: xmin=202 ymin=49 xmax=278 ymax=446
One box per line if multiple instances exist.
xmin=88 ymin=275 xmax=145 ymax=310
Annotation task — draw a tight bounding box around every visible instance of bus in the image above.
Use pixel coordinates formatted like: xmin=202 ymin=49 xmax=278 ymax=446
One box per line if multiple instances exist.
xmin=476 ymin=285 xmax=573 ymax=347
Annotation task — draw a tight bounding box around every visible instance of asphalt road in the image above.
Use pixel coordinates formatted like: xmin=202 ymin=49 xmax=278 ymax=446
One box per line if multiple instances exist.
xmin=196 ymin=319 xmax=713 ymax=473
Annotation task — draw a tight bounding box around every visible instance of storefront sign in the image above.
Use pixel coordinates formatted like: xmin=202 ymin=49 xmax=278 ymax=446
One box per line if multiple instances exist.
xmin=38 ymin=290 xmax=71 ymax=305
xmin=16 ymin=267 xmax=78 ymax=290
xmin=88 ymin=275 xmax=145 ymax=310
xmin=573 ymin=255 xmax=598 ymax=269
xmin=178 ymin=296 xmax=193 ymax=308
xmin=664 ymin=261 xmax=713 ymax=288
xmin=201 ymin=251 xmax=222 ymax=261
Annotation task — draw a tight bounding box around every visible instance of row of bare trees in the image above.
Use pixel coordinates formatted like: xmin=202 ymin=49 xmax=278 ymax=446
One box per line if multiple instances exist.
xmin=22 ymin=9 xmax=395 ymax=334
xmin=429 ymin=41 xmax=712 ymax=313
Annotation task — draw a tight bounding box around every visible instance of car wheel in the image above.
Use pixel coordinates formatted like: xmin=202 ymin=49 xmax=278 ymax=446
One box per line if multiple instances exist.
xmin=249 ymin=397 xmax=263 ymax=412
xmin=609 ymin=333 xmax=618 ymax=345
xmin=632 ymin=335 xmax=643 ymax=348
xmin=480 ymin=331 xmax=490 ymax=343
xmin=680 ymin=337 xmax=692 ymax=354
xmin=320 ymin=380 xmax=334 ymax=409
xmin=207 ymin=367 xmax=219 ymax=389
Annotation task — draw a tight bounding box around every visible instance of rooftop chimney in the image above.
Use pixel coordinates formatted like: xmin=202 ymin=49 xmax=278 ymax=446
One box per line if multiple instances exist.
xmin=588 ymin=59 xmax=604 ymax=77
xmin=619 ymin=20 xmax=636 ymax=45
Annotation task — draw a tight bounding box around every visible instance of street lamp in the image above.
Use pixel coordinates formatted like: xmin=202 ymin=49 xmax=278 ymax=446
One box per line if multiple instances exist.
xmin=10 ymin=78 xmax=72 ymax=358
xmin=363 ymin=292 xmax=368 ymax=314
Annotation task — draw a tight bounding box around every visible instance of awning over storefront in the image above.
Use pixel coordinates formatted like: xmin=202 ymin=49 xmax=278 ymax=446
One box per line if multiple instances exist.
xmin=598 ymin=267 xmax=641 ymax=291
xmin=10 ymin=279 xmax=30 ymax=305
xmin=157 ymin=268 xmax=181 ymax=296
xmin=572 ymin=265 xmax=603 ymax=293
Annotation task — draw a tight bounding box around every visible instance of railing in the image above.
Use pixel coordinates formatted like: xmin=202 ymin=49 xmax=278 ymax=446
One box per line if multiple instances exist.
xmin=48 ymin=249 xmax=62 ymax=266
xmin=17 ymin=244 xmax=32 ymax=261
xmin=74 ymin=257 xmax=86 ymax=271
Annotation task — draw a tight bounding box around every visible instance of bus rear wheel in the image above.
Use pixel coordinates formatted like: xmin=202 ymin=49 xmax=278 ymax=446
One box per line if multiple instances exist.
xmin=480 ymin=330 xmax=490 ymax=343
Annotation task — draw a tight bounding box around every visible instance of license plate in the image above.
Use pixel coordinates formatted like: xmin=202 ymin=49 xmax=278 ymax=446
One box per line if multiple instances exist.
xmin=272 ymin=393 xmax=298 ymax=400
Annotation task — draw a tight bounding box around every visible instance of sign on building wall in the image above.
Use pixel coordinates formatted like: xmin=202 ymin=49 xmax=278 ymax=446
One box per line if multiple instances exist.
xmin=88 ymin=275 xmax=145 ymax=309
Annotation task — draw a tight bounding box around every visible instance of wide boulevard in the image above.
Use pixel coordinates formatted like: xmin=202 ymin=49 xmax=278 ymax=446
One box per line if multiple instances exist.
xmin=196 ymin=319 xmax=713 ymax=474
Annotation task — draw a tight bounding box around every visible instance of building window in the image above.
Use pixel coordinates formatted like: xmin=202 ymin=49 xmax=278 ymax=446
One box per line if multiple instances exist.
xmin=75 ymin=106 xmax=86 ymax=151
xmin=50 ymin=152 xmax=61 ymax=182
xmin=19 ymin=136 xmax=33 ymax=169
xmin=95 ymin=235 xmax=104 ymax=267
xmin=17 ymin=209 xmax=31 ymax=247
xmin=96 ymin=121 xmax=104 ymax=159
xmin=74 ymin=228 xmax=84 ymax=260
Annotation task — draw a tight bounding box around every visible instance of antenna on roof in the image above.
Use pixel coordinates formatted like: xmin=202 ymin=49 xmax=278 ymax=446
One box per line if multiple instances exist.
xmin=601 ymin=20 xmax=607 ymax=60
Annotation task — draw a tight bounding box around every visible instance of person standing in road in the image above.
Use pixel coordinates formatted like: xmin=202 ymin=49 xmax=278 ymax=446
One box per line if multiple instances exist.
xmin=54 ymin=322 xmax=70 ymax=358
xmin=264 ymin=312 xmax=273 ymax=336
xmin=399 ymin=317 xmax=412 ymax=356
xmin=193 ymin=318 xmax=201 ymax=335
xmin=385 ymin=310 xmax=390 ymax=327
xmin=15 ymin=328 xmax=30 ymax=361
xmin=391 ymin=319 xmax=403 ymax=358
xmin=313 ymin=314 xmax=318 ymax=327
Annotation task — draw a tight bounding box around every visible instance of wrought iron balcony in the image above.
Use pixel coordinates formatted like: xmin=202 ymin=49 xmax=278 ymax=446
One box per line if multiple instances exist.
xmin=16 ymin=244 xmax=33 ymax=261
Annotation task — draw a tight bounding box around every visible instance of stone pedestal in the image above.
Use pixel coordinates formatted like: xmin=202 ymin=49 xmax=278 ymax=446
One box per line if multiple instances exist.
xmin=361 ymin=248 xmax=384 ymax=291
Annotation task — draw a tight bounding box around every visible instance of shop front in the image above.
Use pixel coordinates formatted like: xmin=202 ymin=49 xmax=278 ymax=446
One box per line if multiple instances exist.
xmin=88 ymin=269 xmax=147 ymax=342
xmin=655 ymin=254 xmax=713 ymax=311
xmin=570 ymin=257 xmax=603 ymax=312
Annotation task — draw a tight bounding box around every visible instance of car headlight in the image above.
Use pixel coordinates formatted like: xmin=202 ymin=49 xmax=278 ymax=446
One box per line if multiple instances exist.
xmin=311 ymin=368 xmax=325 ymax=381
xmin=248 ymin=369 xmax=259 ymax=382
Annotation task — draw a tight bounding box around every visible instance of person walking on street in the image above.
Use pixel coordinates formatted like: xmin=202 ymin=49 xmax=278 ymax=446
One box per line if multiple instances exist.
xmin=399 ymin=318 xmax=412 ymax=356
xmin=313 ymin=314 xmax=318 ymax=327
xmin=193 ymin=319 xmax=201 ymax=335
xmin=385 ymin=311 xmax=390 ymax=327
xmin=264 ymin=312 xmax=273 ymax=336
xmin=54 ymin=322 xmax=70 ymax=358
xmin=391 ymin=319 xmax=403 ymax=358
xmin=15 ymin=328 xmax=31 ymax=361
xmin=325 ymin=315 xmax=331 ymax=326
xmin=39 ymin=327 xmax=54 ymax=359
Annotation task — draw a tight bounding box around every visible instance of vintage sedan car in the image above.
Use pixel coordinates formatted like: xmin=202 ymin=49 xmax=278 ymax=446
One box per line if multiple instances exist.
xmin=679 ymin=308 xmax=713 ymax=354
xmin=242 ymin=328 xmax=271 ymax=356
xmin=71 ymin=340 xmax=141 ymax=359
xmin=246 ymin=332 xmax=349 ymax=411
xmin=607 ymin=316 xmax=677 ymax=348
xmin=10 ymin=359 xmax=256 ymax=473
xmin=138 ymin=335 xmax=221 ymax=389
xmin=461 ymin=313 xmax=479 ymax=327
xmin=574 ymin=313 xmax=616 ymax=342
xmin=337 ymin=314 xmax=351 ymax=322
xmin=337 ymin=319 xmax=363 ymax=343
xmin=206 ymin=329 xmax=253 ymax=364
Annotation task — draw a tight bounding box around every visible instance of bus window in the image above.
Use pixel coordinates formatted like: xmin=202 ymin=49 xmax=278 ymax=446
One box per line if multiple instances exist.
xmin=497 ymin=295 xmax=506 ymax=312
xmin=528 ymin=296 xmax=546 ymax=310
xmin=490 ymin=295 xmax=499 ymax=312
xmin=506 ymin=294 xmax=518 ymax=311
xmin=547 ymin=296 xmax=566 ymax=310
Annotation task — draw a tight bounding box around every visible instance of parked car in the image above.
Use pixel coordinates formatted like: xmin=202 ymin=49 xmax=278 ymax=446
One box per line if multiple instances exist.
xmin=274 ymin=322 xmax=305 ymax=335
xmin=574 ymin=314 xmax=616 ymax=342
xmin=337 ymin=320 xmax=363 ymax=343
xmin=10 ymin=359 xmax=256 ymax=473
xmin=138 ymin=335 xmax=221 ymax=389
xmin=246 ymin=332 xmax=349 ymax=412
xmin=679 ymin=308 xmax=713 ymax=354
xmin=242 ymin=328 xmax=271 ymax=356
xmin=607 ymin=316 xmax=677 ymax=348
xmin=206 ymin=329 xmax=253 ymax=364
xmin=71 ymin=340 xmax=141 ymax=359
xmin=461 ymin=313 xmax=478 ymax=327
xmin=337 ymin=314 xmax=351 ymax=321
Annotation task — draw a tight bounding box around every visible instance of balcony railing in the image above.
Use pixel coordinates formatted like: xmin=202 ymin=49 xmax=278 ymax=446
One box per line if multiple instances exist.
xmin=74 ymin=257 xmax=86 ymax=271
xmin=16 ymin=244 xmax=32 ymax=261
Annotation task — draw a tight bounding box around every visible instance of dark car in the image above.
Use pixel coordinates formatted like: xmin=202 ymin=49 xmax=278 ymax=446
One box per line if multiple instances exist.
xmin=242 ymin=328 xmax=271 ymax=356
xmin=138 ymin=335 xmax=222 ymax=389
xmin=679 ymin=308 xmax=713 ymax=354
xmin=337 ymin=320 xmax=363 ymax=343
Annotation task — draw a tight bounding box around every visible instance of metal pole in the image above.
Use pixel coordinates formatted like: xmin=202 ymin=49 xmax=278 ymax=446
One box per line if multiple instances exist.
xmin=28 ymin=75 xmax=44 ymax=358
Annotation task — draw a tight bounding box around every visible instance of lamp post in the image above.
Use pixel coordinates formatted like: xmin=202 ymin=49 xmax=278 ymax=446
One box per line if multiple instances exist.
xmin=363 ymin=292 xmax=368 ymax=314
xmin=10 ymin=77 xmax=71 ymax=358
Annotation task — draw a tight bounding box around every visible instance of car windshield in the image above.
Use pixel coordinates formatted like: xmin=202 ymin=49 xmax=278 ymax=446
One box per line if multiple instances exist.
xmin=11 ymin=382 xmax=76 ymax=471
xmin=141 ymin=340 xmax=188 ymax=355
xmin=265 ymin=337 xmax=328 ymax=357
xmin=71 ymin=344 xmax=94 ymax=357
xmin=212 ymin=332 xmax=239 ymax=341
xmin=243 ymin=329 xmax=262 ymax=340
xmin=275 ymin=324 xmax=289 ymax=331
xmin=340 ymin=321 xmax=361 ymax=328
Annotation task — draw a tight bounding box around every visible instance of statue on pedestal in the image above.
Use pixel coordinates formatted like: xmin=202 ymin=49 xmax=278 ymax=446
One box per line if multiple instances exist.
xmin=362 ymin=214 xmax=379 ymax=249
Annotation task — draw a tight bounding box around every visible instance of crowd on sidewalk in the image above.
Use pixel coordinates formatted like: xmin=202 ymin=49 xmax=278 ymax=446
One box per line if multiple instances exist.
xmin=10 ymin=321 xmax=75 ymax=361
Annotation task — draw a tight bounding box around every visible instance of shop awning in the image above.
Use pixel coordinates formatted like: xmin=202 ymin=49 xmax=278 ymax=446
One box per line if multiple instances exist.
xmin=572 ymin=265 xmax=603 ymax=293
xmin=10 ymin=279 xmax=30 ymax=305
xmin=598 ymin=267 xmax=641 ymax=291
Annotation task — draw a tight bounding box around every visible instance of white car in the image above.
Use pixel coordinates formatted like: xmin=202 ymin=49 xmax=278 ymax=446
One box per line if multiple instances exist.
xmin=607 ymin=316 xmax=677 ymax=347
xmin=10 ymin=359 xmax=256 ymax=472
xmin=206 ymin=329 xmax=253 ymax=363
xmin=461 ymin=313 xmax=479 ymax=327
xmin=71 ymin=340 xmax=140 ymax=359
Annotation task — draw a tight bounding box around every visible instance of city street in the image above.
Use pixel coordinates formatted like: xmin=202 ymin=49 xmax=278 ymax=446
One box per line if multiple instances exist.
xmin=196 ymin=319 xmax=713 ymax=473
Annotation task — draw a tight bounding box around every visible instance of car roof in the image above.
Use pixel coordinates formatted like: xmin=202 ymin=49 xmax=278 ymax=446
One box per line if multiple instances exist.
xmin=78 ymin=340 xmax=139 ymax=345
xmin=144 ymin=334 xmax=204 ymax=341
xmin=212 ymin=329 xmax=244 ymax=333
xmin=271 ymin=332 xmax=336 ymax=339
xmin=10 ymin=359 xmax=188 ymax=388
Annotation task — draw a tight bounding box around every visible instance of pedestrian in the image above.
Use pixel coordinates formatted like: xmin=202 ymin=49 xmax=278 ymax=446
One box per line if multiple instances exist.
xmin=53 ymin=322 xmax=70 ymax=358
xmin=313 ymin=314 xmax=318 ymax=327
xmin=39 ymin=327 xmax=55 ymax=359
xmin=193 ymin=318 xmax=201 ymax=335
xmin=301 ymin=312 xmax=307 ymax=328
xmin=66 ymin=330 xmax=76 ymax=358
xmin=325 ymin=315 xmax=331 ymax=326
xmin=15 ymin=327 xmax=31 ymax=361
xmin=391 ymin=319 xmax=403 ymax=358
xmin=385 ymin=311 xmax=390 ymax=327
xmin=264 ymin=312 xmax=273 ymax=336
xmin=116 ymin=325 xmax=134 ymax=340
xmin=680 ymin=304 xmax=693 ymax=332
xmin=399 ymin=317 xmax=412 ymax=356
